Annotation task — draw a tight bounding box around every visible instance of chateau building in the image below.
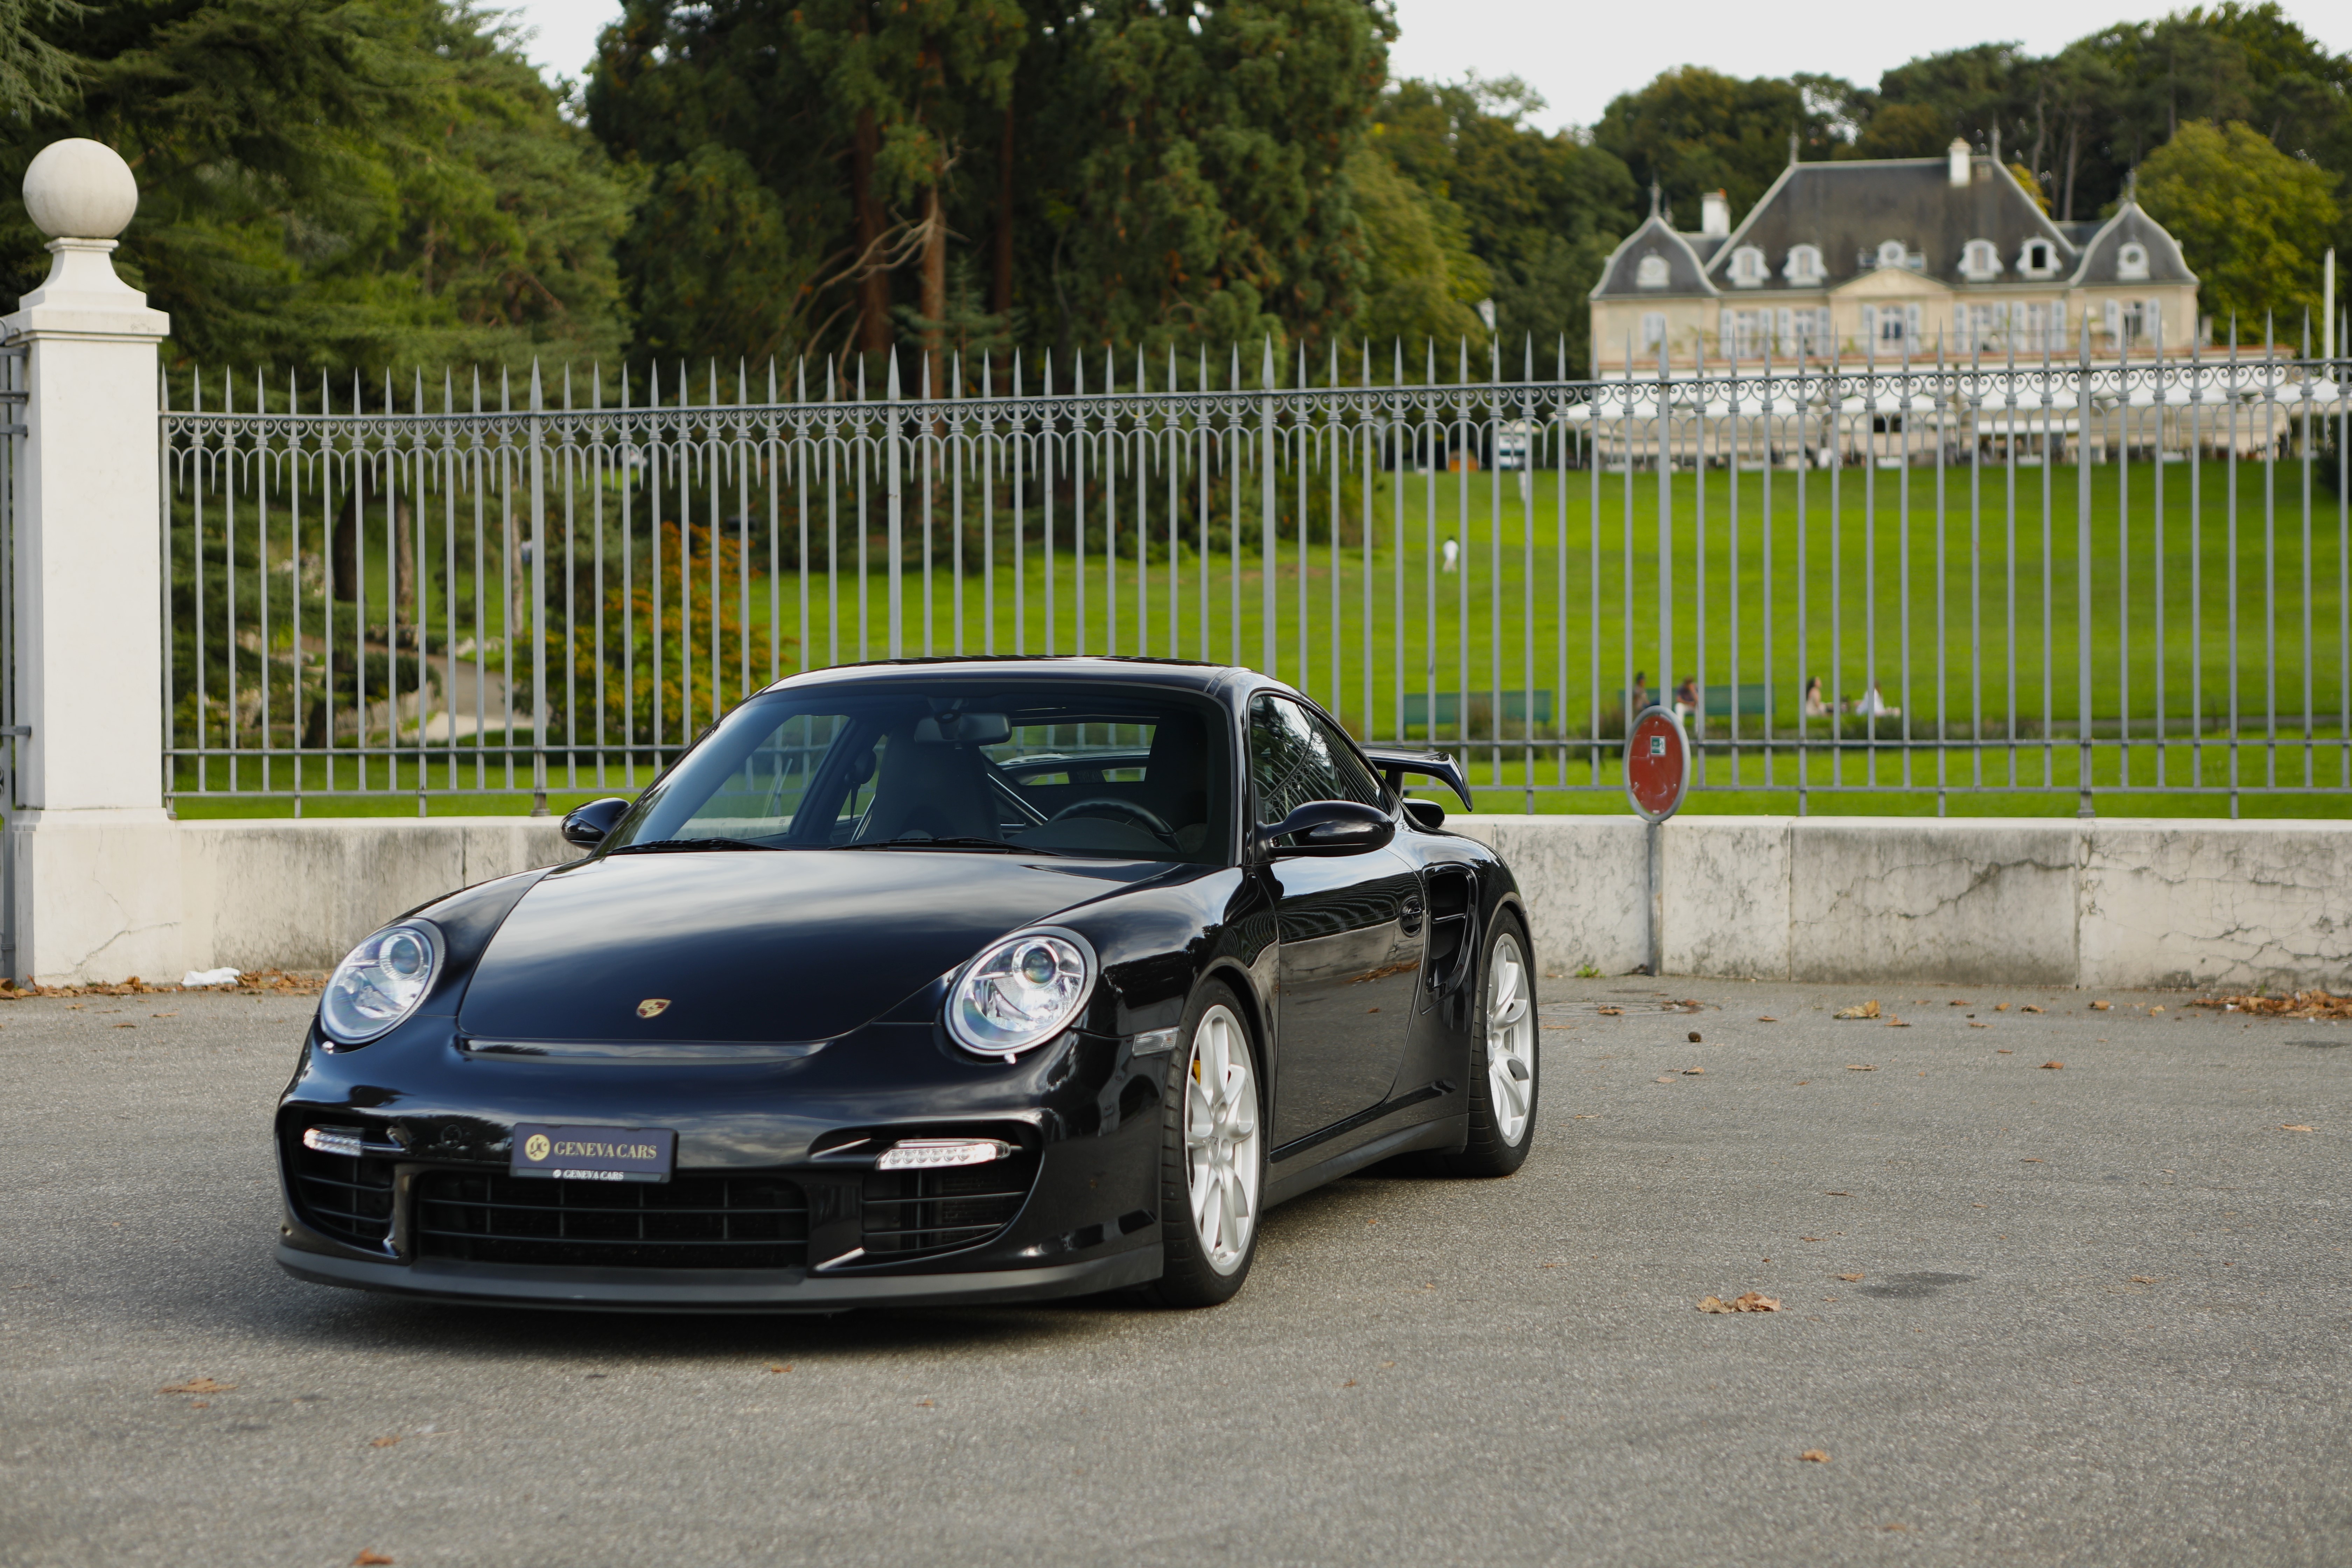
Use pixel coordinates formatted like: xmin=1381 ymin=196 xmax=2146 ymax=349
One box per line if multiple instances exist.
xmin=1588 ymin=141 xmax=2199 ymax=372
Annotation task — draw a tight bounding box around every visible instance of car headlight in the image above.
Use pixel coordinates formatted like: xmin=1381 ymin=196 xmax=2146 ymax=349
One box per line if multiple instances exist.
xmin=946 ymin=928 xmax=1096 ymax=1059
xmin=319 ymin=922 xmax=444 ymax=1046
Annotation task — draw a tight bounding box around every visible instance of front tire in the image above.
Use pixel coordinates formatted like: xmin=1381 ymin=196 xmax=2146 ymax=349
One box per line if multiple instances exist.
xmin=1142 ymin=982 xmax=1264 ymax=1308
xmin=1436 ymin=915 xmax=1538 ymax=1177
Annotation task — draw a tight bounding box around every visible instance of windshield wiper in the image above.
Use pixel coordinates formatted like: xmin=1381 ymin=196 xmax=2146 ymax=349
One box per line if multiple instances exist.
xmin=837 ymin=835 xmax=1057 ymax=855
xmin=609 ymin=836 xmax=782 ymax=854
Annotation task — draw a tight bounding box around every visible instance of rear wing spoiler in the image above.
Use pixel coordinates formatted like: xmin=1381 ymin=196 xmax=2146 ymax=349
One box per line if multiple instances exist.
xmin=1364 ymin=748 xmax=1473 ymax=812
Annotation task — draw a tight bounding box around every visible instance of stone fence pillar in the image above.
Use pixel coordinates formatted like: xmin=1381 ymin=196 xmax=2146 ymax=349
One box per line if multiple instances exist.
xmin=4 ymin=139 xmax=176 ymax=984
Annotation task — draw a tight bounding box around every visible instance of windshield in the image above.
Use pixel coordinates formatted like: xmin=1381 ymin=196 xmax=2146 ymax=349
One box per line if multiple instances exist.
xmin=604 ymin=681 xmax=1232 ymax=863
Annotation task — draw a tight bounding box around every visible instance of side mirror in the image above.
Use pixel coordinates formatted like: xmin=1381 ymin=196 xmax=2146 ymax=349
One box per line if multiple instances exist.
xmin=561 ymin=797 xmax=632 ymax=848
xmin=1257 ymin=799 xmax=1396 ymax=858
xmin=1402 ymin=798 xmax=1446 ymax=831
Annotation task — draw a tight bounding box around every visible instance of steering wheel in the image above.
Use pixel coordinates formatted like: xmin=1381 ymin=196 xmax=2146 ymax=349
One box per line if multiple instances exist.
xmin=1050 ymin=796 xmax=1175 ymax=836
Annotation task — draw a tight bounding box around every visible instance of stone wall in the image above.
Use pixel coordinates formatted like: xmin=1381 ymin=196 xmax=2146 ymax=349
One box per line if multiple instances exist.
xmin=1448 ymin=815 xmax=2352 ymax=992
xmin=27 ymin=813 xmax=2350 ymax=990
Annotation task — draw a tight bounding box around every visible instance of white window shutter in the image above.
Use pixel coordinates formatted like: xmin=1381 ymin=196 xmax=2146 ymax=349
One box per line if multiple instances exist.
xmin=1905 ymin=304 xmax=1922 ymax=341
xmin=1861 ymin=305 xmax=1878 ymax=341
xmin=2104 ymin=299 xmax=2121 ymax=340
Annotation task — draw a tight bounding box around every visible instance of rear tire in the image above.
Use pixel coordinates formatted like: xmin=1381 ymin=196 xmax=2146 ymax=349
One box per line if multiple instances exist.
xmin=1434 ymin=914 xmax=1538 ymax=1177
xmin=1141 ymin=981 xmax=1264 ymax=1308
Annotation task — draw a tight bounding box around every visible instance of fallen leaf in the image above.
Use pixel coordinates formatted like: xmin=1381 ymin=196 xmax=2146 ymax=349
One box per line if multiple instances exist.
xmin=1802 ymin=1236 xmax=1823 ymax=1242
xmin=2130 ymin=1276 xmax=2160 ymax=1283
xmin=1795 ymin=1080 xmax=1810 ymax=1085
xmin=370 ymin=1436 xmax=401 ymax=1449
xmin=1696 ymin=1296 xmax=1730 ymax=1312
xmin=2091 ymin=1000 xmax=2112 ymax=1011
xmin=1758 ymin=1015 xmax=1778 ymax=1022
xmin=353 ymin=1555 xmax=395 ymax=1567
xmin=766 ymin=1363 xmax=793 ymax=1374
xmin=1597 ymin=1006 xmax=1623 ymax=1016
xmin=1682 ymin=1066 xmax=1705 ymax=1076
xmin=1837 ymin=1273 xmax=1864 ymax=1281
xmin=112 ymin=1022 xmax=135 ymax=1028
xmin=2022 ymin=1004 xmax=2044 ymax=1014
xmin=1886 ymin=1017 xmax=1910 ymax=1028
xmin=1342 ymin=1380 xmax=1357 ymax=1388
xmin=159 ymin=1378 xmax=234 ymax=1395
xmin=1654 ymin=1075 xmax=1678 ymax=1084
xmin=1834 ymin=1000 xmax=1881 ymax=1020
xmin=1823 ymin=1190 xmax=1850 ymax=1196
xmin=1997 ymin=1048 xmax=2013 ymax=1054
xmin=2020 ymin=1157 xmax=2044 ymax=1163
xmin=1381 ymin=1361 xmax=1394 ymax=1367
xmin=2150 ymin=1005 xmax=2165 ymax=1013
xmin=1969 ymin=1021 xmax=1989 ymax=1029
xmin=1882 ymin=1523 xmax=1909 ymax=1533
xmin=2282 ymin=1124 xmax=2315 ymax=1133
xmin=1730 ymin=1291 xmax=1781 ymax=1312
xmin=1996 ymin=1002 xmax=2011 ymax=1011
xmin=2041 ymin=1061 xmax=2064 ymax=1070
xmin=916 ymin=1399 xmax=934 ymax=1407
xmin=1687 ymin=1031 xmax=1703 ymax=1043
xmin=1799 ymin=1449 xmax=1830 ymax=1463
xmin=1845 ymin=1064 xmax=1876 ymax=1071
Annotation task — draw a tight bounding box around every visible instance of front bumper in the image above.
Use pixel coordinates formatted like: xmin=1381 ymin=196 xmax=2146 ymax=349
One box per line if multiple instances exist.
xmin=275 ymin=1239 xmax=1160 ymax=1312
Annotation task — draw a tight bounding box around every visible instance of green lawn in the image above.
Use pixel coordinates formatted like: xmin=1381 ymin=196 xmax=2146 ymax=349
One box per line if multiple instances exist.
xmin=172 ymin=452 xmax=2352 ymax=818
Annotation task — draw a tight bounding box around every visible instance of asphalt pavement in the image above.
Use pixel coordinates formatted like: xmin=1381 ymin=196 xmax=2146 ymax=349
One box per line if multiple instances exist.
xmin=4 ymin=978 xmax=2350 ymax=1566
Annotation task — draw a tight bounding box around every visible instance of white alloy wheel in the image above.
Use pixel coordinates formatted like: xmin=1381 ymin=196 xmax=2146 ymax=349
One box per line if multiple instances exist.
xmin=1486 ymin=931 xmax=1536 ymax=1146
xmin=1184 ymin=1003 xmax=1261 ymax=1275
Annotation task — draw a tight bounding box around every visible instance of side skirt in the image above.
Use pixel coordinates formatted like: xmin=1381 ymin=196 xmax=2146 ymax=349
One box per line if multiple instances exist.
xmin=1265 ymin=1111 xmax=1467 ymax=1207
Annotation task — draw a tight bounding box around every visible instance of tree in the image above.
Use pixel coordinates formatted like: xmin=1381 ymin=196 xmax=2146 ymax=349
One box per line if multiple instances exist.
xmin=590 ymin=0 xmax=1025 ymax=376
xmin=2135 ymin=119 xmax=2338 ymax=337
xmin=0 ymin=0 xmax=633 ymax=373
xmin=1376 ymin=75 xmax=1636 ymax=371
xmin=1345 ymin=141 xmax=1489 ymax=350
xmin=1040 ymin=0 xmax=1390 ymax=359
xmin=1594 ymin=67 xmax=1855 ymax=219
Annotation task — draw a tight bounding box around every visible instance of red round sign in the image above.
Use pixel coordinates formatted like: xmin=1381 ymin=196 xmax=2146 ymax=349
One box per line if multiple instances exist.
xmin=1625 ymin=705 xmax=1690 ymax=822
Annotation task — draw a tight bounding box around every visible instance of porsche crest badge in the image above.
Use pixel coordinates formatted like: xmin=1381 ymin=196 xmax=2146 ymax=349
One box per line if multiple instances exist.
xmin=636 ymin=998 xmax=671 ymax=1019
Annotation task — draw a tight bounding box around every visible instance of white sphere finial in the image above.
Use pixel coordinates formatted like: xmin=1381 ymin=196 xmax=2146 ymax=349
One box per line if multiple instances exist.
xmin=22 ymin=139 xmax=139 ymax=241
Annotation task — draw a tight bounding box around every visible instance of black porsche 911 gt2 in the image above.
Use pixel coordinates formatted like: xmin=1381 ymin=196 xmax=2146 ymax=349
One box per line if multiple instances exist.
xmin=275 ymin=658 xmax=1538 ymax=1310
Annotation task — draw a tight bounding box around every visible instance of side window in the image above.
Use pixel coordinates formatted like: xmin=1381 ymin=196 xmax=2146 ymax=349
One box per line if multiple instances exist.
xmin=1249 ymin=696 xmax=1382 ymax=826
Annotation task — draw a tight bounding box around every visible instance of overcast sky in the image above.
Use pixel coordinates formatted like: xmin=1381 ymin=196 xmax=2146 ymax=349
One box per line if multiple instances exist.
xmin=503 ymin=0 xmax=2351 ymax=133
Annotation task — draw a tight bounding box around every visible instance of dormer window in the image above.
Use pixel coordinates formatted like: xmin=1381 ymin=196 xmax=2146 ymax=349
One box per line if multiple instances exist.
xmin=1876 ymin=239 xmax=1909 ymax=270
xmin=2018 ymin=240 xmax=2057 ymax=277
xmin=1783 ymin=244 xmax=1824 ymax=286
xmin=1959 ymin=239 xmax=2002 ymax=281
xmin=1635 ymin=254 xmax=1670 ymax=289
xmin=1728 ymin=246 xmax=1767 ymax=287
xmin=2117 ymin=241 xmax=2149 ymax=281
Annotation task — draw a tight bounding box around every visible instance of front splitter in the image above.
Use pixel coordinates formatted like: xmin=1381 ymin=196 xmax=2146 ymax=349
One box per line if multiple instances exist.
xmin=276 ymin=1241 xmax=1160 ymax=1313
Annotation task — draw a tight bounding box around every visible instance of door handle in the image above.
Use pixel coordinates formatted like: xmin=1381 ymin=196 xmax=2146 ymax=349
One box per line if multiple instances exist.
xmin=1400 ymin=895 xmax=1424 ymax=935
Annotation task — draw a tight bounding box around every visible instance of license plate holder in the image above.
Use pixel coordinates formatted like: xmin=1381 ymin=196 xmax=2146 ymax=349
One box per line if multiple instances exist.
xmin=510 ymin=1123 xmax=676 ymax=1183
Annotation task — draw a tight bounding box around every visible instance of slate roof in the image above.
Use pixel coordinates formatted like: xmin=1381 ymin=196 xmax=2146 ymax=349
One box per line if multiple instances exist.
xmin=1589 ymin=216 xmax=1721 ymax=300
xmin=2071 ymin=201 xmax=2197 ymax=286
xmin=1590 ymin=155 xmax=2189 ymax=300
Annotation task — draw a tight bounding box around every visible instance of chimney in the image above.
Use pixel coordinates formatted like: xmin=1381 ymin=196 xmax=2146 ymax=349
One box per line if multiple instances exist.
xmin=1700 ymin=189 xmax=1730 ymax=237
xmin=1949 ymin=138 xmax=1971 ymax=188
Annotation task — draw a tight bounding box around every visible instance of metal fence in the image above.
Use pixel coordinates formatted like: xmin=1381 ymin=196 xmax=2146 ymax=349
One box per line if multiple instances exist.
xmin=161 ymin=334 xmax=2348 ymax=816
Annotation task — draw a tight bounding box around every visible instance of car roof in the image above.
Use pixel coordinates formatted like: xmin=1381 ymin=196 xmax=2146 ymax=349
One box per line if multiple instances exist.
xmin=755 ymin=655 xmax=1258 ymax=701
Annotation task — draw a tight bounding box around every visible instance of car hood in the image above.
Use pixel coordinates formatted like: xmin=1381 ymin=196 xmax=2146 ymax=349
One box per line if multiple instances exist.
xmin=455 ymin=850 xmax=1145 ymax=1044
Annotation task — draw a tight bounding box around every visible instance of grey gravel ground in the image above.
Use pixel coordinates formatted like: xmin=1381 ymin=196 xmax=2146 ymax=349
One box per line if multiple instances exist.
xmin=4 ymin=979 xmax=2351 ymax=1567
